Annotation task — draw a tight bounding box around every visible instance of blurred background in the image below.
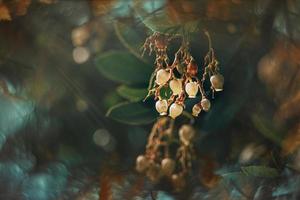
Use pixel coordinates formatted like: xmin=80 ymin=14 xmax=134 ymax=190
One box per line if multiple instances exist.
xmin=0 ymin=0 xmax=300 ymax=199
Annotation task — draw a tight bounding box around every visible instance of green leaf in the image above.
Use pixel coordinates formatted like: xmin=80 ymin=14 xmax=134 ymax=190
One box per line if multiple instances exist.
xmin=241 ymin=166 xmax=279 ymax=178
xmin=251 ymin=114 xmax=283 ymax=146
xmin=113 ymin=20 xmax=146 ymax=59
xmin=102 ymin=91 xmax=124 ymax=110
xmin=117 ymin=85 xmax=147 ymax=102
xmin=106 ymin=102 xmax=157 ymax=125
xmin=95 ymin=51 xmax=152 ymax=85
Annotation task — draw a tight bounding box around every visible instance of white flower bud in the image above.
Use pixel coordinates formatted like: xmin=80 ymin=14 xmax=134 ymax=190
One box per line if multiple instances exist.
xmin=161 ymin=158 xmax=175 ymax=176
xmin=210 ymin=74 xmax=224 ymax=91
xmin=179 ymin=125 xmax=195 ymax=145
xmin=155 ymin=100 xmax=168 ymax=115
xmin=185 ymin=82 xmax=198 ymax=98
xmin=155 ymin=69 xmax=170 ymax=85
xmin=169 ymin=103 xmax=183 ymax=119
xmin=169 ymin=79 xmax=182 ymax=95
xmin=201 ymin=98 xmax=211 ymax=111
xmin=192 ymin=104 xmax=201 ymax=117
xmin=136 ymin=155 xmax=149 ymax=172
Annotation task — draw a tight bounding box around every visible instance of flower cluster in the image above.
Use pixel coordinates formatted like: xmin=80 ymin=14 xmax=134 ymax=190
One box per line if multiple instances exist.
xmin=142 ymin=32 xmax=224 ymax=119
xmin=135 ymin=117 xmax=196 ymax=190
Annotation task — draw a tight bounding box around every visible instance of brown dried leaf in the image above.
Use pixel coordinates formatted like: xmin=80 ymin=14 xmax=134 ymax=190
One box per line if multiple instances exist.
xmin=99 ymin=165 xmax=125 ymax=200
xmin=275 ymin=91 xmax=300 ymax=123
xmin=99 ymin=173 xmax=113 ymax=200
xmin=14 ymin=0 xmax=31 ymax=16
xmin=166 ymin=0 xmax=203 ymax=23
xmin=165 ymin=0 xmax=247 ymax=24
xmin=282 ymin=123 xmax=300 ymax=156
xmin=258 ymin=41 xmax=300 ymax=125
xmin=206 ymin=0 xmax=245 ymax=21
xmin=200 ymin=156 xmax=221 ymax=189
xmin=0 ymin=3 xmax=11 ymax=21
xmin=90 ymin=0 xmax=115 ymax=16
xmin=258 ymin=41 xmax=300 ymax=101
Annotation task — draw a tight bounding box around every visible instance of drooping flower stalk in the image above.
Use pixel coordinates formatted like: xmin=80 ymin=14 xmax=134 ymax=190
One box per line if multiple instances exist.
xmin=142 ymin=31 xmax=224 ymax=119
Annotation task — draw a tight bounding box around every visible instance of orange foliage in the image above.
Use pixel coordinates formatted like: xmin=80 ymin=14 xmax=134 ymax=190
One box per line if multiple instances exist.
xmin=282 ymin=123 xmax=300 ymax=156
xmin=206 ymin=0 xmax=242 ymax=21
xmin=258 ymin=41 xmax=300 ymax=156
xmin=206 ymin=0 xmax=231 ymax=20
xmin=99 ymin=174 xmax=113 ymax=200
xmin=99 ymin=166 xmax=125 ymax=200
xmin=90 ymin=0 xmax=115 ymax=16
xmin=200 ymin=156 xmax=221 ymax=189
xmin=14 ymin=0 xmax=31 ymax=16
xmin=258 ymin=41 xmax=300 ymax=121
xmin=165 ymin=0 xmax=248 ymax=25
xmin=166 ymin=0 xmax=201 ymax=23
xmin=0 ymin=3 xmax=11 ymax=21
xmin=276 ymin=92 xmax=300 ymax=124
xmin=0 ymin=0 xmax=55 ymax=21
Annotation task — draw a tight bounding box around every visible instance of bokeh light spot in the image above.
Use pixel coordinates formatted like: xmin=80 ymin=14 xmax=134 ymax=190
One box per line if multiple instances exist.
xmin=73 ymin=46 xmax=90 ymax=64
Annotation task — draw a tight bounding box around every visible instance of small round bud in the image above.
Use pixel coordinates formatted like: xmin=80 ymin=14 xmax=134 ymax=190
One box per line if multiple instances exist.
xmin=171 ymin=174 xmax=186 ymax=190
xmin=185 ymin=82 xmax=198 ymax=98
xmin=210 ymin=74 xmax=224 ymax=91
xmin=155 ymin=69 xmax=170 ymax=85
xmin=179 ymin=125 xmax=195 ymax=145
xmin=192 ymin=104 xmax=201 ymax=117
xmin=155 ymin=100 xmax=168 ymax=115
xmin=136 ymin=155 xmax=149 ymax=173
xmin=161 ymin=158 xmax=175 ymax=176
xmin=169 ymin=103 xmax=183 ymax=119
xmin=201 ymin=98 xmax=211 ymax=111
xmin=169 ymin=79 xmax=183 ymax=95
xmin=146 ymin=163 xmax=162 ymax=182
xmin=187 ymin=60 xmax=198 ymax=76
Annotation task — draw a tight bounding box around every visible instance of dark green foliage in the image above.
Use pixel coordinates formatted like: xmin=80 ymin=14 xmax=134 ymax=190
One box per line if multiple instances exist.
xmin=95 ymin=51 xmax=152 ymax=85
xmin=241 ymin=166 xmax=279 ymax=178
xmin=116 ymin=85 xmax=147 ymax=102
xmin=106 ymin=102 xmax=157 ymax=125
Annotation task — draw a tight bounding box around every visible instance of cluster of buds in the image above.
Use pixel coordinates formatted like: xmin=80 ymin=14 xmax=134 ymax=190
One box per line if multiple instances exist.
xmin=135 ymin=118 xmax=196 ymax=191
xmin=142 ymin=32 xmax=224 ymax=119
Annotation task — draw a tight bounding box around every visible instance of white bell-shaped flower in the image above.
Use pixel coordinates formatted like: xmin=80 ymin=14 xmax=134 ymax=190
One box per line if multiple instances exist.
xmin=155 ymin=69 xmax=170 ymax=85
xmin=185 ymin=81 xmax=198 ymax=98
xmin=201 ymin=98 xmax=211 ymax=111
xmin=210 ymin=74 xmax=224 ymax=91
xmin=169 ymin=103 xmax=183 ymax=119
xmin=155 ymin=100 xmax=168 ymax=115
xmin=169 ymin=79 xmax=182 ymax=95
xmin=192 ymin=104 xmax=202 ymax=117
